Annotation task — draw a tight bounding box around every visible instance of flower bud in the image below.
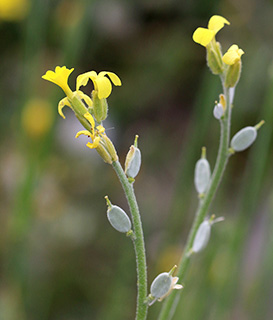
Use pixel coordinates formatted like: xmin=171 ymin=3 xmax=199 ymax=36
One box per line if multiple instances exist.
xmin=105 ymin=197 xmax=132 ymax=233
xmin=194 ymin=147 xmax=211 ymax=194
xmin=125 ymin=136 xmax=141 ymax=178
xmin=192 ymin=220 xmax=211 ymax=253
xmin=92 ymin=90 xmax=108 ymax=122
xmin=224 ymin=60 xmax=242 ymax=88
xmin=230 ymin=121 xmax=264 ymax=152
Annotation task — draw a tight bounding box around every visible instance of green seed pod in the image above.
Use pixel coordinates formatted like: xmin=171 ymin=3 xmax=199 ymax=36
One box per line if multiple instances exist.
xmin=150 ymin=273 xmax=172 ymax=299
xmin=231 ymin=126 xmax=257 ymax=152
xmin=194 ymin=149 xmax=211 ymax=194
xmin=192 ymin=220 xmax=211 ymax=253
xmin=125 ymin=146 xmax=141 ymax=178
xmin=213 ymin=103 xmax=224 ymax=119
xmin=107 ymin=205 xmax=132 ymax=233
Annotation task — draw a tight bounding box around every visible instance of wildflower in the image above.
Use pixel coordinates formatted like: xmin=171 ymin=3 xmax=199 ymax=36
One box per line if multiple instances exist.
xmin=192 ymin=15 xmax=230 ymax=47
xmin=76 ymin=71 xmax=122 ymax=122
xmin=223 ymin=45 xmax=244 ymax=88
xmin=222 ymin=44 xmax=244 ymax=65
xmin=76 ymin=71 xmax=122 ymax=99
xmin=42 ymin=66 xmax=74 ymax=98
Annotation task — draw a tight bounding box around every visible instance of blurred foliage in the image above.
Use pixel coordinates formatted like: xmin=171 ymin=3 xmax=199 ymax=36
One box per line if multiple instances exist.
xmin=0 ymin=0 xmax=273 ymax=319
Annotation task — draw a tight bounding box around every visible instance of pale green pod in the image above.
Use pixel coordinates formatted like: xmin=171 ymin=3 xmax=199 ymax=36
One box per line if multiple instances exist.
xmin=125 ymin=146 xmax=141 ymax=178
xmin=213 ymin=103 xmax=224 ymax=120
xmin=107 ymin=205 xmax=131 ymax=233
xmin=231 ymin=126 xmax=257 ymax=152
xmin=192 ymin=220 xmax=211 ymax=253
xmin=150 ymin=272 xmax=172 ymax=299
xmin=194 ymin=158 xmax=211 ymax=194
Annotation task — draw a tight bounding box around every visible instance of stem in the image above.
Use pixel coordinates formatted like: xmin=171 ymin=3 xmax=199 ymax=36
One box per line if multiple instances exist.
xmin=112 ymin=160 xmax=148 ymax=320
xmin=158 ymin=83 xmax=232 ymax=320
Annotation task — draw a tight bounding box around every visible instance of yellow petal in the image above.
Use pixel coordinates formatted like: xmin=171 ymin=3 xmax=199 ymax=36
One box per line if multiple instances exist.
xmin=84 ymin=112 xmax=95 ymax=128
xmin=208 ymin=15 xmax=230 ymax=33
xmin=75 ymin=130 xmax=92 ymax=138
xmin=222 ymin=44 xmax=244 ymax=65
xmin=42 ymin=66 xmax=74 ymax=96
xmin=76 ymin=71 xmax=98 ymax=90
xmin=192 ymin=27 xmax=215 ymax=47
xmin=99 ymin=71 xmax=122 ymax=86
xmin=96 ymin=125 xmax=105 ymax=134
xmin=95 ymin=76 xmax=112 ymax=99
xmin=58 ymin=97 xmax=72 ymax=119
xmin=86 ymin=137 xmax=100 ymax=149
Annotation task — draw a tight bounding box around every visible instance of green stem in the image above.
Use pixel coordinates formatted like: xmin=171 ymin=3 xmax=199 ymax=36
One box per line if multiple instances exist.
xmin=158 ymin=83 xmax=232 ymax=320
xmin=112 ymin=160 xmax=148 ymax=320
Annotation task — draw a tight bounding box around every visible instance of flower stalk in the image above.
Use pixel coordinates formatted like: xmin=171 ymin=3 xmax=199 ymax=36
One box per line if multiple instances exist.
xmin=111 ymin=160 xmax=148 ymax=320
xmin=158 ymin=82 xmax=232 ymax=320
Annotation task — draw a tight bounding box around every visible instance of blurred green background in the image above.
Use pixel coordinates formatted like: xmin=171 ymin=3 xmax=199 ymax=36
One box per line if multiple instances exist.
xmin=0 ymin=0 xmax=273 ymax=319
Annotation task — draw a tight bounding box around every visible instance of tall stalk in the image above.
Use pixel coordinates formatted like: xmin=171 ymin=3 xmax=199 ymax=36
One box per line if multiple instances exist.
xmin=112 ymin=160 xmax=148 ymax=320
xmin=158 ymin=82 xmax=232 ymax=320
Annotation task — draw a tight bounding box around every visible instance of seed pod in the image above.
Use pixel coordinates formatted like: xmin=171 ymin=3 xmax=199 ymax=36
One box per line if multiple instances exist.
xmin=125 ymin=146 xmax=141 ymax=178
xmin=107 ymin=205 xmax=131 ymax=233
xmin=192 ymin=220 xmax=211 ymax=253
xmin=231 ymin=126 xmax=257 ymax=152
xmin=213 ymin=103 xmax=224 ymax=119
xmin=194 ymin=150 xmax=211 ymax=194
xmin=150 ymin=273 xmax=172 ymax=299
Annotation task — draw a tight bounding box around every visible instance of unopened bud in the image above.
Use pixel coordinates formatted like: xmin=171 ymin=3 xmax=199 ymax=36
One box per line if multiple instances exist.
xmin=230 ymin=121 xmax=264 ymax=152
xmin=194 ymin=147 xmax=211 ymax=194
xmin=92 ymin=90 xmax=108 ymax=122
xmin=105 ymin=197 xmax=132 ymax=233
xmin=224 ymin=60 xmax=242 ymax=88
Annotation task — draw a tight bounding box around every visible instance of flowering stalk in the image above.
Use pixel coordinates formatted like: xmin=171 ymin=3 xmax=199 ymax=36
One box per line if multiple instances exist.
xmin=158 ymin=78 xmax=232 ymax=320
xmin=112 ymin=160 xmax=148 ymax=320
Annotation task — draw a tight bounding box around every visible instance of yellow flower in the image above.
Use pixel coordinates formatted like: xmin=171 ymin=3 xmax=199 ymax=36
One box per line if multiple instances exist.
xmin=76 ymin=71 xmax=122 ymax=99
xmin=22 ymin=99 xmax=54 ymax=139
xmin=0 ymin=0 xmax=30 ymax=21
xmin=222 ymin=44 xmax=244 ymax=65
xmin=192 ymin=15 xmax=230 ymax=47
xmin=75 ymin=112 xmax=105 ymax=149
xmin=42 ymin=66 xmax=74 ymax=97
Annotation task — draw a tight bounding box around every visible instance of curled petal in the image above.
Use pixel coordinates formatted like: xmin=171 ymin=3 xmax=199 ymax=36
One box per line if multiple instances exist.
xmin=58 ymin=97 xmax=72 ymax=119
xmin=75 ymin=130 xmax=92 ymax=139
xmin=86 ymin=137 xmax=101 ymax=149
xmin=192 ymin=27 xmax=215 ymax=47
xmin=208 ymin=15 xmax=230 ymax=33
xmin=99 ymin=71 xmax=122 ymax=86
xmin=96 ymin=125 xmax=105 ymax=134
xmin=84 ymin=112 xmax=95 ymax=129
xmin=76 ymin=71 xmax=98 ymax=90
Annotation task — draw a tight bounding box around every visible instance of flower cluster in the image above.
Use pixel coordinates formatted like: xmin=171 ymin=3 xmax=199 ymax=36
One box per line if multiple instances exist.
xmin=42 ymin=66 xmax=121 ymax=163
xmin=192 ymin=15 xmax=244 ymax=86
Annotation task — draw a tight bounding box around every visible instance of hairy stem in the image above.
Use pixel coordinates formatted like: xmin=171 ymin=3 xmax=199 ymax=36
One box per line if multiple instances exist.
xmin=112 ymin=160 xmax=148 ymax=320
xmin=158 ymin=83 xmax=232 ymax=320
